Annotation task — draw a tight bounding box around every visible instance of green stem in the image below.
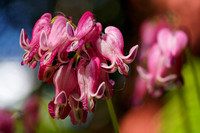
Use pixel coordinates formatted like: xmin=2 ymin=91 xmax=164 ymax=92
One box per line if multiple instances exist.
xmin=186 ymin=48 xmax=200 ymax=105
xmin=106 ymin=98 xmax=120 ymax=133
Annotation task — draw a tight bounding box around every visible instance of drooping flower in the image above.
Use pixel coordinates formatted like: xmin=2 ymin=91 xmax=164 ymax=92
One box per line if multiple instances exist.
xmin=20 ymin=13 xmax=52 ymax=68
xmin=76 ymin=57 xmax=105 ymax=111
xmin=94 ymin=26 xmax=138 ymax=77
xmin=157 ymin=28 xmax=188 ymax=67
xmin=66 ymin=11 xmax=102 ymax=52
xmin=139 ymin=20 xmax=168 ymax=60
xmin=48 ymin=59 xmax=77 ymax=119
xmin=39 ymin=16 xmax=74 ymax=65
xmin=137 ymin=45 xmax=177 ymax=97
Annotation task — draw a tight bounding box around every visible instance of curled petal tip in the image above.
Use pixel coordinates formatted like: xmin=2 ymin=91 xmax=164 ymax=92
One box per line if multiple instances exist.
xmin=121 ymin=45 xmax=138 ymax=64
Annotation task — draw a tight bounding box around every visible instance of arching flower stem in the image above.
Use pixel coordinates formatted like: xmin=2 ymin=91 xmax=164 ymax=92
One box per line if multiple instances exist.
xmin=106 ymin=98 xmax=120 ymax=133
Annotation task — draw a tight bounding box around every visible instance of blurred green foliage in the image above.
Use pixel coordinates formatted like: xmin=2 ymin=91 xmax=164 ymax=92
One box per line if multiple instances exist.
xmin=162 ymin=50 xmax=200 ymax=133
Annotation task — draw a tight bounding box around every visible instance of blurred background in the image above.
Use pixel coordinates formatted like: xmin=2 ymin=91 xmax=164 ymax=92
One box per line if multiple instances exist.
xmin=0 ymin=0 xmax=200 ymax=133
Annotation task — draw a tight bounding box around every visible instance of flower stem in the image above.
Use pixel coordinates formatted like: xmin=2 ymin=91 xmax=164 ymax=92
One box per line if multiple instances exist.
xmin=106 ymin=98 xmax=120 ymax=133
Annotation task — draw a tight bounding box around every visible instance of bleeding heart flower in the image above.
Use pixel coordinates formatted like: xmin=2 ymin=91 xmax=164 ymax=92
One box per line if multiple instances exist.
xmin=94 ymin=26 xmax=138 ymax=77
xmin=76 ymin=57 xmax=104 ymax=111
xmin=39 ymin=16 xmax=73 ymax=65
xmin=137 ymin=45 xmax=177 ymax=97
xmin=157 ymin=28 xmax=188 ymax=67
xmin=48 ymin=59 xmax=77 ymax=119
xmin=66 ymin=11 xmax=102 ymax=52
xmin=20 ymin=13 xmax=52 ymax=68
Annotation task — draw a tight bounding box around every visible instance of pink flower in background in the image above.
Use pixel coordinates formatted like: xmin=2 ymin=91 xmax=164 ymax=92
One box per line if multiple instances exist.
xmin=23 ymin=95 xmax=40 ymax=133
xmin=20 ymin=13 xmax=52 ymax=68
xmin=137 ymin=45 xmax=177 ymax=97
xmin=139 ymin=20 xmax=168 ymax=60
xmin=157 ymin=28 xmax=188 ymax=67
xmin=94 ymin=26 xmax=138 ymax=77
xmin=0 ymin=109 xmax=15 ymax=133
xmin=137 ymin=19 xmax=188 ymax=97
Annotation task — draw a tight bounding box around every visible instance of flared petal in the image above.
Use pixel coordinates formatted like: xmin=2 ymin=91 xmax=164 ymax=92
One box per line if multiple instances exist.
xmin=116 ymin=57 xmax=129 ymax=77
xmin=19 ymin=28 xmax=31 ymax=50
xmin=120 ymin=45 xmax=138 ymax=64
xmin=30 ymin=13 xmax=52 ymax=47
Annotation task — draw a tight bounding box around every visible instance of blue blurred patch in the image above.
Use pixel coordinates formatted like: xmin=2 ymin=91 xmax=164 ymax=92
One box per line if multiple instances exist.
xmin=0 ymin=0 xmax=53 ymax=60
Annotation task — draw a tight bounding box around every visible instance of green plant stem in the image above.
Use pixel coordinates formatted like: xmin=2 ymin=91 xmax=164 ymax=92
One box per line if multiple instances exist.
xmin=186 ymin=48 xmax=200 ymax=105
xmin=106 ymin=98 xmax=120 ymax=133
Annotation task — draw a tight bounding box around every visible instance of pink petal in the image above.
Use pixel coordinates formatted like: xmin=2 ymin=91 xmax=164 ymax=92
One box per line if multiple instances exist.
xmin=75 ymin=11 xmax=94 ymax=38
xmin=66 ymin=39 xmax=84 ymax=52
xmin=57 ymin=45 xmax=70 ymax=63
xmin=54 ymin=91 xmax=67 ymax=105
xmin=121 ymin=45 xmax=138 ymax=64
xmin=39 ymin=30 xmax=49 ymax=51
xmin=48 ymin=100 xmax=56 ymax=119
xmin=48 ymin=16 xmax=68 ymax=49
xmin=19 ymin=28 xmax=31 ymax=50
xmin=172 ymin=30 xmax=188 ymax=56
xmin=30 ymin=13 xmax=52 ymax=47
xmin=66 ymin=22 xmax=75 ymax=40
xmin=100 ymin=61 xmax=117 ymax=73
xmin=104 ymin=26 xmax=124 ymax=52
xmin=116 ymin=57 xmax=129 ymax=77
xmin=53 ymin=59 xmax=77 ymax=96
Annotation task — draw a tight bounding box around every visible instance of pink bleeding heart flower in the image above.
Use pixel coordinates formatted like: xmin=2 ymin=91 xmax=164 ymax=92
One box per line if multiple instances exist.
xmin=137 ymin=45 xmax=177 ymax=97
xmin=39 ymin=16 xmax=73 ymax=65
xmin=87 ymin=47 xmax=114 ymax=99
xmin=48 ymin=59 xmax=77 ymax=119
xmin=20 ymin=13 xmax=52 ymax=68
xmin=66 ymin=11 xmax=99 ymax=52
xmin=94 ymin=26 xmax=138 ymax=77
xmin=68 ymin=96 xmax=88 ymax=124
xmin=139 ymin=20 xmax=168 ymax=60
xmin=76 ymin=57 xmax=104 ymax=111
xmin=157 ymin=28 xmax=188 ymax=67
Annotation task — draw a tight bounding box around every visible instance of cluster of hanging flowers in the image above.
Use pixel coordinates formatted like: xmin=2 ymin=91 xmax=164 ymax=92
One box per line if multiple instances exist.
xmin=20 ymin=11 xmax=138 ymax=124
xmin=133 ymin=19 xmax=188 ymax=104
